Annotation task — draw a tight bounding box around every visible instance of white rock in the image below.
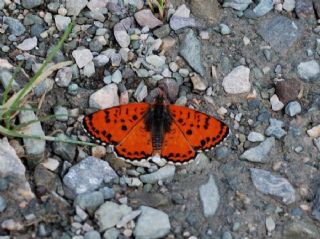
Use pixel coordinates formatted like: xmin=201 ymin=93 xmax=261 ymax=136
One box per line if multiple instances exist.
xmin=222 ymin=66 xmax=251 ymax=94
xmin=270 ymin=94 xmax=284 ymax=111
xmin=83 ymin=61 xmax=95 ymax=77
xmin=54 ymin=15 xmax=71 ymax=31
xmin=247 ymin=132 xmax=265 ymax=142
xmin=72 ymin=48 xmax=93 ymax=68
xmin=243 ymin=36 xmax=250 ymax=45
xmin=89 ymin=83 xmax=119 ymax=109
xmin=17 ymin=37 xmax=37 ymax=51
xmin=283 ymin=0 xmax=295 ymax=12
xmin=146 ymin=55 xmax=165 ymax=68
xmin=297 ymin=60 xmax=320 ymax=81
xmin=42 ymin=158 xmax=60 ymax=171
xmin=307 ymin=125 xmax=320 ymax=138
xmin=66 ymin=0 xmax=88 ymax=16
xmin=114 ymin=23 xmax=130 ymax=48
xmin=173 ymin=4 xmax=190 ymax=17
xmin=111 ymin=70 xmax=122 ymax=84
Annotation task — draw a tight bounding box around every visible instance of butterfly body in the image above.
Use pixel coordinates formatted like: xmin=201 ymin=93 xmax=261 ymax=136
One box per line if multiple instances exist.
xmin=83 ymin=102 xmax=229 ymax=165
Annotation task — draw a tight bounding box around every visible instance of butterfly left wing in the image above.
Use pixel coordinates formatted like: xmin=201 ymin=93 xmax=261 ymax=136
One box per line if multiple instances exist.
xmin=168 ymin=105 xmax=229 ymax=152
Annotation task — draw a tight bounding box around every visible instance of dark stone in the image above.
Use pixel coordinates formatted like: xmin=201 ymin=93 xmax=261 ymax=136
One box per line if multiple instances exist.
xmin=31 ymin=24 xmax=45 ymax=37
xmin=153 ymin=24 xmax=171 ymax=38
xmin=257 ymin=15 xmax=304 ymax=54
xmin=314 ymin=0 xmax=320 ymax=18
xmin=295 ymin=0 xmax=315 ymax=20
xmin=275 ymin=79 xmax=302 ymax=104
xmin=312 ymin=188 xmax=320 ymax=222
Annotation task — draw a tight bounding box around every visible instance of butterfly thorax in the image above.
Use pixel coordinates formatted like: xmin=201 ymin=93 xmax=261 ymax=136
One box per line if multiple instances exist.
xmin=144 ymin=103 xmax=172 ymax=152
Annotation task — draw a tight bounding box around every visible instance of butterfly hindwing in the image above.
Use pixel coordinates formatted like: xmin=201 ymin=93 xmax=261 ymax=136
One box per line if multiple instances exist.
xmin=83 ymin=103 xmax=149 ymax=145
xmin=168 ymin=105 xmax=229 ymax=151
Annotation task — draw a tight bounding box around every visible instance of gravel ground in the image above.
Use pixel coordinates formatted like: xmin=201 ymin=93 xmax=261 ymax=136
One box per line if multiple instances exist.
xmin=0 ymin=0 xmax=320 ymax=238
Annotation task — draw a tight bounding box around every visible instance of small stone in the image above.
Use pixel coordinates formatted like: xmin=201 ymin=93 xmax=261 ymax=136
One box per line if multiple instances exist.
xmin=275 ymin=79 xmax=302 ymax=104
xmin=312 ymin=188 xmax=320 ymax=222
xmin=169 ymin=4 xmax=197 ymax=31
xmin=169 ymin=62 xmax=178 ymax=72
xmin=222 ymin=231 xmax=233 ymax=239
xmin=17 ymin=37 xmax=37 ymax=51
xmin=100 ymin=187 xmax=115 ymax=200
xmin=3 ymin=17 xmax=26 ymax=36
xmin=265 ymin=118 xmax=287 ymax=139
xmin=285 ymin=101 xmax=301 ymax=116
xmin=41 ymin=158 xmax=60 ymax=171
xmin=307 ymin=125 xmax=320 ymax=138
xmin=114 ymin=23 xmax=130 ymax=48
xmin=222 ymin=66 xmax=251 ymax=94
xmin=283 ymin=0 xmax=296 ymax=12
xmin=250 ymin=168 xmax=295 ymax=204
xmin=89 ymin=83 xmax=119 ymax=109
xmin=313 ymin=138 xmax=320 ymax=152
xmin=146 ymin=55 xmax=165 ymax=68
xmin=270 ymin=94 xmax=284 ymax=111
xmin=158 ymin=78 xmax=179 ymax=102
xmin=21 ymin=0 xmax=43 ymax=8
xmin=134 ymin=80 xmax=148 ymax=102
xmin=253 ymin=0 xmax=274 ymax=17
xmin=223 ymin=0 xmax=252 ymax=11
xmin=179 ymin=68 xmax=189 ymax=77
xmin=103 ymin=228 xmax=119 ymax=239
xmin=66 ymin=0 xmax=88 ymax=16
xmin=91 ymin=146 xmax=106 ymax=158
xmin=54 ymin=15 xmax=71 ymax=31
xmin=297 ymin=60 xmax=320 ymax=82
xmin=1 ymin=219 xmax=24 ymax=231
xmin=83 ymin=61 xmax=95 ymax=77
xmin=240 ymin=137 xmax=275 ymax=163
xmin=125 ymin=177 xmax=143 ymax=187
xmin=283 ymin=221 xmax=320 ymax=239
xmin=54 ymin=106 xmax=68 ymax=122
xmin=247 ymin=132 xmax=265 ymax=142
xmin=0 ymin=196 xmax=7 ymax=212
xmin=134 ymin=206 xmax=170 ymax=239
xmin=75 ymin=191 xmax=104 ymax=214
xmin=63 ymin=157 xmax=118 ymax=196
xmin=134 ymin=9 xmax=163 ymax=29
xmin=199 ymin=175 xmax=220 ymax=217
xmin=295 ymin=0 xmax=315 ymax=19
xmin=243 ymin=36 xmax=250 ymax=45
xmin=72 ymin=48 xmax=93 ymax=68
xmin=95 ymin=201 xmax=132 ymax=231
xmin=266 ymin=216 xmax=276 ymax=233
xmin=140 ymin=165 xmax=175 ymax=184
xmin=52 ymin=134 xmax=76 ymax=162
xmin=55 ymin=66 xmax=72 ymax=87
xmin=190 ymin=73 xmax=207 ymax=91
xmin=93 ymin=55 xmax=109 ymax=67
xmin=200 ymin=31 xmax=209 ymax=40
xmin=153 ymin=24 xmax=171 ymax=38
xmin=220 ymin=24 xmax=231 ymax=35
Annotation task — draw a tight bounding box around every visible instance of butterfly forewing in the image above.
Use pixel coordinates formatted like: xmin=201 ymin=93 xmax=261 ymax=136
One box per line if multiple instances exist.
xmin=168 ymin=105 xmax=229 ymax=151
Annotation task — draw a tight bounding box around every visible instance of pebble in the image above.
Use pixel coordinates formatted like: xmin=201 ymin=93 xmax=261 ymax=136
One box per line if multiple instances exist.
xmin=68 ymin=83 xmax=79 ymax=95
xmin=313 ymin=138 xmax=320 ymax=152
xmin=307 ymin=125 xmax=320 ymax=138
xmin=153 ymin=24 xmax=171 ymax=38
xmin=285 ymin=101 xmax=301 ymax=116
xmin=275 ymin=79 xmax=302 ymax=104
xmin=220 ymin=24 xmax=231 ymax=35
xmin=54 ymin=105 xmax=68 ymax=122
xmin=247 ymin=132 xmax=265 ymax=142
xmin=283 ymin=221 xmax=320 ymax=239
xmin=66 ymin=0 xmax=88 ymax=16
xmin=41 ymin=158 xmax=60 ymax=172
xmin=240 ymin=137 xmax=275 ymax=163
xmin=72 ymin=48 xmax=93 ymax=68
xmin=250 ymin=168 xmax=296 ymax=204
xmin=0 ymin=196 xmax=7 ymax=212
xmin=312 ymin=188 xmax=320 ymax=222
xmin=18 ymin=105 xmax=45 ymax=161
xmin=134 ymin=80 xmax=148 ymax=102
xmin=125 ymin=177 xmax=143 ymax=187
xmin=270 ymin=94 xmax=284 ymax=111
xmin=17 ymin=37 xmax=37 ymax=51
xmin=297 ymin=60 xmax=320 ymax=81
xmin=223 ymin=0 xmax=252 ymax=11
xmin=63 ymin=156 xmax=118 ymax=196
xmin=179 ymin=29 xmax=205 ymax=76
xmin=222 ymin=66 xmax=251 ymax=94
xmin=52 ymin=133 xmax=76 ymax=162
xmin=3 ymin=17 xmax=26 ymax=36
xmin=83 ymin=61 xmax=95 ymax=77
xmin=190 ymin=73 xmax=207 ymax=91
xmin=0 ymin=178 xmax=8 ymax=191
xmin=134 ymin=9 xmax=163 ymax=29
xmin=169 ymin=4 xmax=196 ymax=31
xmin=283 ymin=0 xmax=295 ymax=12
xmin=158 ymin=78 xmax=179 ymax=102
xmin=116 ymin=209 xmax=141 ymax=228
xmin=1 ymin=219 xmax=24 ymax=231
xmin=75 ymin=191 xmax=104 ymax=214
xmin=253 ymin=0 xmax=274 ymax=17
xmin=114 ymin=23 xmax=130 ymax=48
xmin=54 ymin=15 xmax=71 ymax=31
xmin=257 ymin=15 xmax=303 ymax=54
xmin=169 ymin=62 xmax=178 ymax=72
xmin=89 ymin=83 xmax=119 ymax=109
xmin=93 ymin=55 xmax=109 ymax=67
xmin=146 ymin=55 xmax=165 ymax=68
xmin=95 ymin=201 xmax=132 ymax=231
xmin=134 ymin=206 xmax=170 ymax=239
xmin=265 ymin=118 xmax=287 ymax=139
xmin=140 ymin=165 xmax=175 ymax=184
xmin=199 ymin=175 xmax=220 ymax=217
xmin=21 ymin=0 xmax=43 ymax=8
xmin=55 ymin=66 xmax=72 ymax=87
xmin=295 ymin=0 xmax=315 ymax=19
xmin=265 ymin=216 xmax=275 ymax=233
xmin=103 ymin=228 xmax=120 ymax=239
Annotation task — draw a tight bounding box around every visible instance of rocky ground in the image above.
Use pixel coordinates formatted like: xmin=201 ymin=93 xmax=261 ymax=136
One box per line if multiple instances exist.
xmin=0 ymin=0 xmax=320 ymax=238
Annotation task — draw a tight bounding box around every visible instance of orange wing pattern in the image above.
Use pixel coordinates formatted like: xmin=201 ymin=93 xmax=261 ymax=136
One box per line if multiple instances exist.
xmin=168 ymin=105 xmax=229 ymax=152
xmin=83 ymin=103 xmax=149 ymax=146
xmin=161 ymin=121 xmax=196 ymax=164
xmin=114 ymin=119 xmax=153 ymax=161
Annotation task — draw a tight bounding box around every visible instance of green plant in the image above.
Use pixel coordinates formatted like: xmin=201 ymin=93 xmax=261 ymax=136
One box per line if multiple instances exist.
xmin=0 ymin=21 xmax=96 ymax=147
xmin=147 ymin=0 xmax=167 ymax=20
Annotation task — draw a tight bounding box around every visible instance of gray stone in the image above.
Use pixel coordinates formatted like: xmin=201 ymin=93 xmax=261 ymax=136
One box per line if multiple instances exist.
xmin=220 ymin=24 xmax=231 ymax=35
xmin=199 ymin=175 xmax=220 ymax=217
xmin=83 ymin=61 xmax=95 ymax=77
xmin=146 ymin=55 xmax=165 ymax=68
xmin=140 ymin=165 xmax=175 ymax=184
xmin=297 ymin=60 xmax=320 ymax=82
xmin=270 ymin=94 xmax=284 ymax=111
xmin=134 ymin=80 xmax=148 ymax=102
xmin=312 ymin=188 xmax=320 ymax=222
xmin=295 ymin=0 xmax=315 ymax=20
xmin=18 ymin=105 xmax=45 ymax=161
xmin=134 ymin=206 xmax=170 ymax=239
xmin=114 ymin=23 xmax=130 ymax=48
xmin=257 ymin=15 xmax=303 ymax=54
xmin=0 ymin=138 xmax=34 ymax=200
xmin=153 ymin=24 xmax=171 ymax=38
xmin=0 ymin=69 xmax=20 ymax=91
xmin=247 ymin=132 xmax=265 ymax=142
xmin=179 ymin=29 xmax=205 ymax=76
xmin=283 ymin=221 xmax=320 ymax=239
xmin=222 ymin=66 xmax=251 ymax=94
xmin=111 ymin=70 xmax=122 ymax=84
xmin=0 ymin=196 xmax=7 ymax=212
xmin=240 ymin=137 xmax=275 ymax=163
xmin=66 ymin=0 xmax=88 ymax=16
xmin=250 ymin=168 xmax=295 ymax=204
xmin=21 ymin=0 xmax=43 ymax=8
xmin=93 ymin=55 xmax=109 ymax=67
xmin=0 ymin=0 xmax=4 ymax=10
xmin=54 ymin=106 xmax=68 ymax=122
xmin=89 ymin=83 xmax=119 ymax=109
xmin=110 ymin=53 xmax=121 ymax=67
xmin=17 ymin=37 xmax=37 ymax=51
xmin=103 ymin=228 xmax=120 ymax=239
xmin=55 ymin=66 xmax=72 ymax=87
xmin=283 ymin=0 xmax=296 ymax=12
xmin=3 ymin=17 xmax=26 ymax=36
xmin=265 ymin=118 xmax=287 ymax=139
xmin=314 ymin=138 xmax=320 ymax=152
xmin=75 ymin=191 xmax=104 ymax=214
xmin=169 ymin=4 xmax=197 ymax=31
xmin=52 ymin=134 xmax=76 ymax=162
xmin=134 ymin=9 xmax=163 ymax=29
xmin=84 ymin=230 xmax=101 ymax=239
xmin=222 ymin=231 xmax=233 ymax=239
xmin=100 ymin=187 xmax=115 ymax=200
xmin=285 ymin=101 xmax=301 ymax=117
xmin=95 ymin=201 xmax=132 ymax=231
xmin=253 ymin=0 xmax=274 ymax=17
xmin=223 ymin=0 xmax=252 ymax=11
xmin=72 ymin=48 xmax=93 ymax=68
xmin=54 ymin=15 xmax=71 ymax=31
xmin=63 ymin=156 xmax=118 ymax=196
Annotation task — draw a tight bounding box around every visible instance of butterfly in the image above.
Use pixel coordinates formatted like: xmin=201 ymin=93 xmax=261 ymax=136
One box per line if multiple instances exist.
xmin=82 ymin=100 xmax=229 ymax=165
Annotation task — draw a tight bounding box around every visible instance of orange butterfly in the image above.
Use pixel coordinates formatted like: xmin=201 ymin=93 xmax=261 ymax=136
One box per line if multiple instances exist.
xmin=82 ymin=101 xmax=229 ymax=165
